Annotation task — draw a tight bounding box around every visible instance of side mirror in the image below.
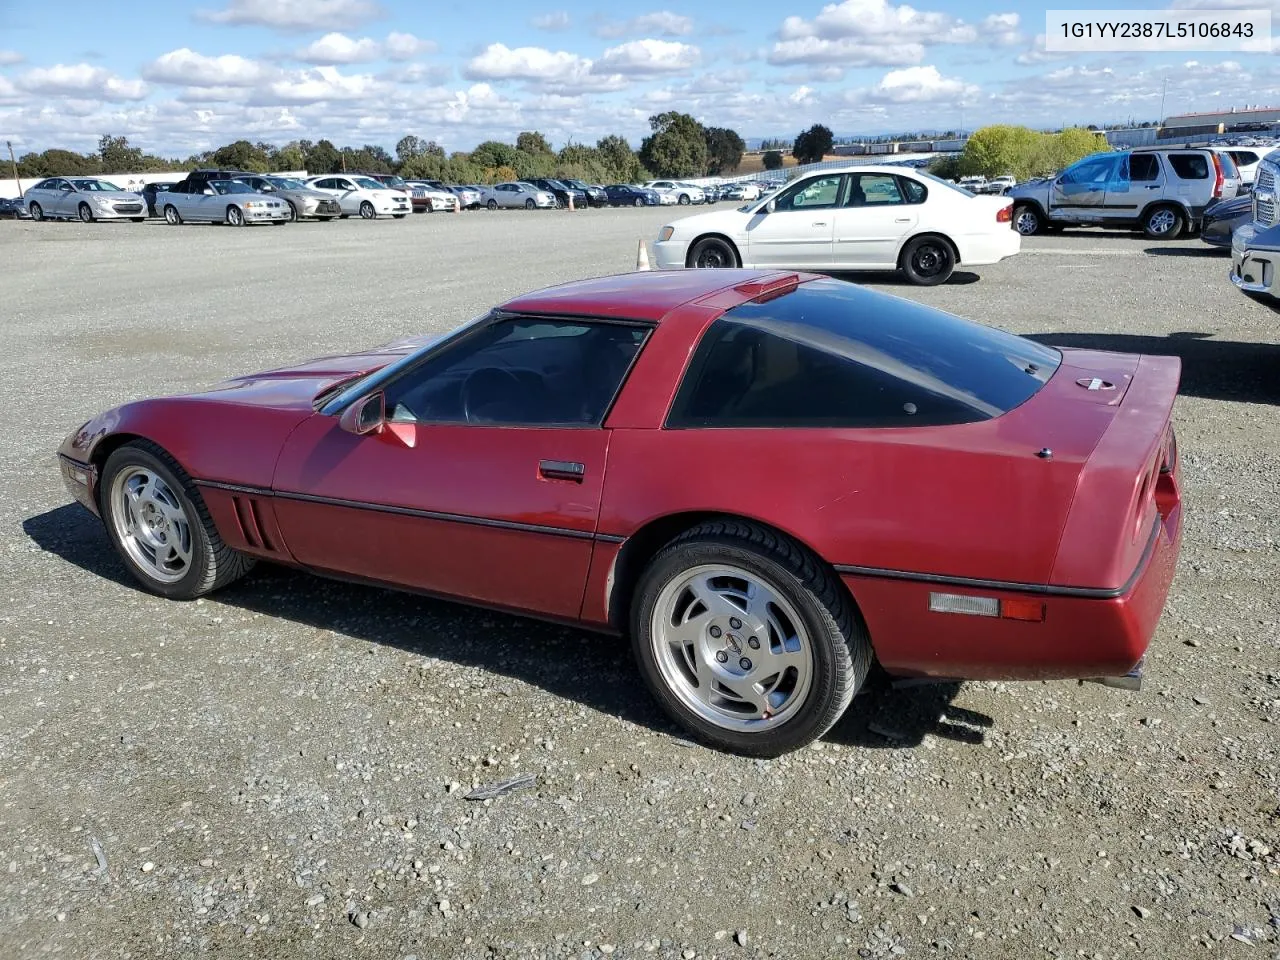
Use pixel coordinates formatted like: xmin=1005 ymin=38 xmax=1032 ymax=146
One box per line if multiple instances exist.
xmin=202 ymin=187 xmax=215 ymax=195
xmin=339 ymin=392 xmax=385 ymax=435
xmin=765 ymin=199 xmax=777 ymax=213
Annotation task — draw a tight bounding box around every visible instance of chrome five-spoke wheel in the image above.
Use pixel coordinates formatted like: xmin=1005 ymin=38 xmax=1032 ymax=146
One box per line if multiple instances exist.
xmin=110 ymin=466 xmax=192 ymax=583
xmin=652 ymin=564 xmax=812 ymax=731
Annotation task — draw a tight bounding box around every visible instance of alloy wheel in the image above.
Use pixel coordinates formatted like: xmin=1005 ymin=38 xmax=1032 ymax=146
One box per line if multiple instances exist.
xmin=109 ymin=467 xmax=193 ymax=584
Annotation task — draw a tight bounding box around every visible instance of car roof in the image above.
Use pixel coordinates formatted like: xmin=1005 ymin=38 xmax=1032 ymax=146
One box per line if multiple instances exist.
xmin=498 ymin=269 xmax=815 ymax=323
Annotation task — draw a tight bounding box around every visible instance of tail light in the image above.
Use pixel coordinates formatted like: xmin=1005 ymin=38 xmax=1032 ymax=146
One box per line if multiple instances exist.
xmin=996 ymin=204 xmax=1013 ymax=223
xmin=1211 ymin=152 xmax=1225 ymax=199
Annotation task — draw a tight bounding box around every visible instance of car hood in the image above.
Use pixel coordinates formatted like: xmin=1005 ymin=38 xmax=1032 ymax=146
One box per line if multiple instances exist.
xmin=666 ymin=208 xmax=757 ymax=236
xmin=190 ymin=332 xmax=445 ymax=410
xmin=289 ymin=188 xmax=335 ymax=200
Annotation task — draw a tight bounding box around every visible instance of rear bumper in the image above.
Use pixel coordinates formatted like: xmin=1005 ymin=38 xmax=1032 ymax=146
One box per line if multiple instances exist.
xmin=840 ymin=506 xmax=1181 ymax=683
xmin=956 ymin=227 xmax=1021 ymax=266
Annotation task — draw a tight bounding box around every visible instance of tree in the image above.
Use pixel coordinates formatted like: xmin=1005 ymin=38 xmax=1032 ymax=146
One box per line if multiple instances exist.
xmin=959 ymin=124 xmax=1042 ymax=179
xmin=704 ymin=126 xmax=745 ymax=175
xmin=762 ymin=150 xmax=784 ymax=170
xmin=209 ymin=139 xmax=271 ymax=172
xmin=271 ymin=141 xmax=307 ymax=172
xmin=792 ymin=124 xmax=833 ymax=164
xmin=470 ymin=140 xmax=522 ymax=171
xmin=595 ymin=134 xmax=645 ymax=183
xmin=304 ymin=139 xmax=342 ymax=174
xmin=17 ymin=148 xmax=100 ymax=178
xmin=638 ymin=112 xmax=708 ymax=179
xmin=396 ymin=135 xmax=424 ymax=163
xmin=98 ymin=134 xmax=144 ymax=173
xmin=516 ymin=131 xmax=552 ymax=155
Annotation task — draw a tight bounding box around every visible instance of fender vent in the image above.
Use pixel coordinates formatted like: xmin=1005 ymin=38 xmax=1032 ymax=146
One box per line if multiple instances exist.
xmin=231 ymin=496 xmax=276 ymax=552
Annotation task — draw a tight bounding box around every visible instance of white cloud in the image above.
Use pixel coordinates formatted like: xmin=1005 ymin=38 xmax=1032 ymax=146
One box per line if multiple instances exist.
xmin=18 ymin=64 xmax=148 ymax=101
xmin=789 ymin=85 xmax=815 ymax=104
xmin=769 ymin=0 xmax=1013 ymax=65
xmin=532 ymin=11 xmax=571 ymax=31
xmin=0 ymin=50 xmax=24 ymax=66
xmin=463 ymin=43 xmax=627 ymax=93
xmin=982 ymin=12 xmax=1021 ymax=46
xmin=197 ymin=0 xmax=384 ymax=32
xmin=144 ymin=49 xmax=273 ymax=87
xmin=256 ymin=65 xmax=382 ymax=104
xmin=865 ymin=64 xmax=980 ymax=103
xmin=596 ymin=39 xmax=701 ymax=74
xmin=1015 ymin=33 xmax=1069 ymax=65
xmin=384 ymin=32 xmax=435 ymax=60
xmin=595 ymin=11 xmax=694 ymax=38
xmin=295 ymin=32 xmax=382 ymax=64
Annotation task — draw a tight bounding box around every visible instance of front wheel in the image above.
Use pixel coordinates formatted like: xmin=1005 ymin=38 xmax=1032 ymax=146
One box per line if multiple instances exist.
xmin=359 ymin=201 xmax=376 ymax=219
xmin=1143 ymin=205 xmax=1184 ymax=240
xmin=29 ymin=202 xmax=44 ymax=221
xmin=900 ymin=235 xmax=956 ymax=286
xmin=163 ymin=205 xmax=181 ymax=225
xmin=525 ymin=199 xmax=536 ymax=210
xmin=688 ymin=236 xmax=739 ymax=268
xmin=634 ymin=197 xmax=643 ymax=207
xmin=631 ymin=520 xmax=872 ymax=757
xmin=226 ymin=205 xmax=245 ymax=227
xmin=99 ymin=440 xmax=255 ymax=600
xmin=487 ymin=199 xmax=498 ymax=211
xmin=678 ymin=194 xmax=691 ymax=205
xmin=1012 ymin=204 xmax=1043 ymax=236
xmin=286 ymin=201 xmax=298 ymax=222
xmin=78 ymin=203 xmax=94 ymax=223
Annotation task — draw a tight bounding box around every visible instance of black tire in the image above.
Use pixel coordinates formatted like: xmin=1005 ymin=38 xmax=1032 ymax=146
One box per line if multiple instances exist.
xmin=392 ymin=213 xmax=408 ymax=219
xmin=1012 ymin=204 xmax=1043 ymax=236
xmin=525 ymin=199 xmax=536 ymax=210
xmin=286 ymin=201 xmax=298 ymax=222
xmin=131 ymin=217 xmax=145 ymax=223
xmin=319 ymin=217 xmax=336 ymax=222
xmin=631 ymin=519 xmax=872 ymax=757
xmin=270 ymin=220 xmax=286 ymax=226
xmin=633 ymin=197 xmax=643 ymax=207
xmin=99 ymin=440 xmax=255 ymax=601
xmin=359 ymin=201 xmax=376 ymax=220
xmin=78 ymin=203 xmax=94 ymax=223
xmin=1142 ymin=204 xmax=1184 ymax=240
xmin=29 ymin=202 xmax=43 ymax=221
xmin=487 ymin=199 xmax=498 ymax=211
xmin=900 ymin=235 xmax=956 ymax=286
xmin=688 ymin=236 xmax=739 ymax=268
xmin=164 ymin=205 xmax=181 ymax=225
xmin=227 ymin=205 xmax=245 ymax=227
xmin=678 ymin=193 xmax=691 ymax=205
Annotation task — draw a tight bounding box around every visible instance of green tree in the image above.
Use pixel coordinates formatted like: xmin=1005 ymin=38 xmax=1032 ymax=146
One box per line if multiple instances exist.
xmin=704 ymin=126 xmax=745 ymax=175
xmin=304 ymin=139 xmax=342 ymax=174
xmin=516 ymin=131 xmax=552 ymax=155
xmin=209 ymin=139 xmax=271 ymax=172
xmin=792 ymin=124 xmax=833 ymax=164
xmin=959 ymin=124 xmax=1043 ymax=179
xmin=470 ymin=140 xmax=522 ymax=171
xmin=17 ymin=148 xmax=100 ymax=177
xmin=638 ymin=112 xmax=708 ymax=179
xmin=396 ymin=135 xmax=424 ymax=163
xmin=98 ymin=134 xmax=144 ymax=173
xmin=762 ymin=150 xmax=784 ymax=170
xmin=1039 ymin=127 xmax=1106 ymax=174
xmin=595 ymin=134 xmax=645 ymax=182
xmin=271 ymin=141 xmax=307 ymax=172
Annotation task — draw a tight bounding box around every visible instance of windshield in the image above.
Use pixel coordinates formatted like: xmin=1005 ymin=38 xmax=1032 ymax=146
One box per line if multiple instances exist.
xmin=381 ymin=177 xmax=407 ymax=188
xmin=268 ymin=177 xmax=305 ymax=189
xmin=210 ymin=180 xmax=255 ymax=194
xmin=71 ymin=179 xmax=124 ymax=192
xmin=913 ymin=169 xmax=975 ymax=197
xmin=353 ymin=177 xmax=385 ymax=190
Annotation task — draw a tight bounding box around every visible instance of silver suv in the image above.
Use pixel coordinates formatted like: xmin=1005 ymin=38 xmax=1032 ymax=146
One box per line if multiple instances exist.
xmin=1008 ymin=146 xmax=1241 ymax=240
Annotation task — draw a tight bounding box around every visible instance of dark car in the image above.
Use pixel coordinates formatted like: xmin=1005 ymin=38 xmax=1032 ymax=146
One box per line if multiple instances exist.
xmin=58 ymin=269 xmax=1181 ymax=757
xmin=701 ymin=183 xmax=722 ymax=203
xmin=0 ymin=196 xmax=31 ymax=219
xmin=522 ymin=178 xmax=588 ymax=209
xmin=141 ymin=182 xmax=174 ymax=217
xmin=604 ymin=183 xmax=660 ymax=206
xmin=1200 ymin=193 xmax=1253 ymax=249
xmin=559 ymin=178 xmax=609 ymax=207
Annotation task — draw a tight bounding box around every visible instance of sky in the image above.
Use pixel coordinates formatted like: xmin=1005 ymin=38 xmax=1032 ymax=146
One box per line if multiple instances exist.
xmin=0 ymin=0 xmax=1278 ymax=157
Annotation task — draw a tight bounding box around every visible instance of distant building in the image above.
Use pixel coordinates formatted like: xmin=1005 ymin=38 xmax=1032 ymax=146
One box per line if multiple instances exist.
xmin=1158 ymin=106 xmax=1280 ymax=140
xmin=1106 ymin=127 xmax=1159 ymax=149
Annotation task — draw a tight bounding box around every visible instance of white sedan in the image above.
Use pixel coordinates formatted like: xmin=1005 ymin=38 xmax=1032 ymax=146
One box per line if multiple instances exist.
xmin=653 ymin=166 xmax=1020 ymax=286
xmin=644 ymin=180 xmax=704 ymax=205
xmin=304 ymin=175 xmax=410 ymax=219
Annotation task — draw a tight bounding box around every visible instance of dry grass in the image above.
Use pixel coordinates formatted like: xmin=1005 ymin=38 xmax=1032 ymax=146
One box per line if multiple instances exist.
xmin=730 ymin=152 xmax=846 ymax=175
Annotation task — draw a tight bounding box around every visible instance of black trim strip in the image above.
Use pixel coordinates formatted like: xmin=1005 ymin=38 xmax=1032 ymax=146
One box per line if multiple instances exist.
xmin=58 ymin=453 xmax=93 ymax=471
xmin=194 ymin=478 xmax=604 ymax=543
xmin=834 ymin=517 xmax=1161 ymax=600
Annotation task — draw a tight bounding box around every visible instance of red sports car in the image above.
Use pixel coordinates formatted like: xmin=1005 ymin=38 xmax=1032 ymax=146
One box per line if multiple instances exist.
xmin=57 ymin=270 xmax=1183 ymax=756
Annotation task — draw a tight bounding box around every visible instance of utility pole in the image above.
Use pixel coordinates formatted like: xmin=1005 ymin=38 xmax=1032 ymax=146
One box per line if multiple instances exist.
xmin=1159 ymin=77 xmax=1168 ymax=125
xmin=6 ymin=141 xmax=20 ymax=198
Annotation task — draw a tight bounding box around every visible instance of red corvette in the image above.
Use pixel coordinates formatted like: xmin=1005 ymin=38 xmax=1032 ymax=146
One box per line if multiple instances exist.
xmin=58 ymin=270 xmax=1182 ymax=756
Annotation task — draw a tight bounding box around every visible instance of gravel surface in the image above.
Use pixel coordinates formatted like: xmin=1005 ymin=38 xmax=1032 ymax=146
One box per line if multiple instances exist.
xmin=2 ymin=210 xmax=1278 ymax=959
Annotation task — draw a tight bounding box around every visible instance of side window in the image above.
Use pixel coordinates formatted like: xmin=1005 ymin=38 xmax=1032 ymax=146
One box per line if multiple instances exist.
xmin=1232 ymin=150 xmax=1258 ymax=167
xmin=1129 ymin=154 xmax=1160 ymax=182
xmin=1167 ymin=153 xmax=1209 ymax=180
xmin=1062 ymin=156 xmax=1117 ymax=185
xmin=899 ymin=177 xmax=927 ymax=203
xmin=848 ymin=174 xmax=904 ymax=206
xmin=337 ymin=179 xmax=355 ymax=190
xmin=32 ymin=179 xmax=53 ymax=191
xmin=384 ymin=318 xmax=650 ymax=426
xmin=776 ymin=174 xmax=844 ymax=211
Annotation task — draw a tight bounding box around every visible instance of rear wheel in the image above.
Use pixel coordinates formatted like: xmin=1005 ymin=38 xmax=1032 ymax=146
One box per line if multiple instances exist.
xmin=631 ymin=519 xmax=872 ymax=757
xmin=688 ymin=236 xmax=739 ymax=268
xmin=359 ymin=201 xmax=376 ymax=219
xmin=99 ymin=440 xmax=255 ymax=601
xmin=78 ymin=203 xmax=94 ymax=223
xmin=900 ymin=235 xmax=956 ymax=286
xmin=226 ymin=205 xmax=245 ymax=227
xmin=1143 ymin=204 xmax=1184 ymax=240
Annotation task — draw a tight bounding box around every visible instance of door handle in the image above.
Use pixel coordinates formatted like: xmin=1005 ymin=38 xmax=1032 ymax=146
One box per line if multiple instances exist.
xmin=539 ymin=460 xmax=585 ymax=482
xmin=895 ymin=217 xmax=911 ymax=223
xmin=1145 ymin=185 xmax=1160 ymax=190
xmin=812 ymin=221 xmax=827 ymax=226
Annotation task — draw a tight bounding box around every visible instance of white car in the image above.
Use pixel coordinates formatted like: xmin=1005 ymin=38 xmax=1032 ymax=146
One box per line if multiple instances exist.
xmin=644 ymin=180 xmax=704 ymax=205
xmin=23 ymin=177 xmax=147 ymax=222
xmin=653 ymin=166 xmax=1020 ymax=286
xmin=304 ymin=175 xmax=410 ymax=219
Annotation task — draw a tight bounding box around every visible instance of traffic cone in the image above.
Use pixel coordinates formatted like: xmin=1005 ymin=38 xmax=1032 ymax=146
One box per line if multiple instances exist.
xmin=453 ymin=194 xmax=460 ymax=214
xmin=636 ymin=239 xmax=651 ymax=271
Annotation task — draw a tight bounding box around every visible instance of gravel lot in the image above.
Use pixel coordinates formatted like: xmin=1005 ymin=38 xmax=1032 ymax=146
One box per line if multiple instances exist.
xmin=2 ymin=209 xmax=1278 ymax=959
